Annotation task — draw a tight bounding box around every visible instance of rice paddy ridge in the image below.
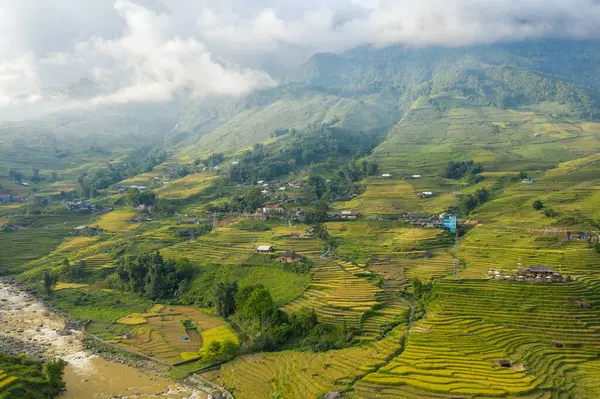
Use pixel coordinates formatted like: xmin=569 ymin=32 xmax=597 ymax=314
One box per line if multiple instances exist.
xmin=211 ymin=325 xmax=406 ymax=399
xmin=161 ymin=225 xmax=322 ymax=266
xmin=360 ymin=288 xmax=410 ymax=340
xmin=459 ymin=225 xmax=600 ymax=279
xmin=0 ymin=370 xmax=16 ymax=390
xmin=282 ymin=259 xmax=383 ymax=330
xmin=349 ymin=278 xmax=600 ymax=398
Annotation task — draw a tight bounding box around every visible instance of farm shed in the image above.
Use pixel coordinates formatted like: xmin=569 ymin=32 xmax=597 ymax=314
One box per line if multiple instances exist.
xmin=340 ymin=211 xmax=360 ymax=220
xmin=256 ymin=245 xmax=274 ymax=253
xmin=263 ymin=205 xmax=284 ymax=213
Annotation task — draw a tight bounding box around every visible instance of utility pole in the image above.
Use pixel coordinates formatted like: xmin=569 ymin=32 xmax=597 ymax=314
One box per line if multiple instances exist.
xmin=212 ymin=212 xmax=218 ymax=232
xmin=453 ymin=226 xmax=459 ymax=277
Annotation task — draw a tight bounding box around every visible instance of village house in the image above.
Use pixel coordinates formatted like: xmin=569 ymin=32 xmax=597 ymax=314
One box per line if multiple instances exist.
xmin=279 ymin=251 xmax=304 ymax=263
xmin=568 ymin=232 xmax=586 ymax=240
xmin=441 ymin=213 xmax=457 ymax=233
xmin=518 ymin=266 xmax=563 ymax=282
xmin=177 ymin=219 xmax=201 ymax=225
xmin=340 ymin=211 xmax=360 ymax=220
xmin=72 ymin=225 xmax=99 ymax=236
xmin=256 ymin=245 xmax=274 ymax=253
xmin=417 ymin=191 xmax=434 ymax=198
xmin=130 ymin=215 xmax=152 ymax=223
xmin=263 ymin=204 xmax=284 ymax=214
xmin=381 ymin=173 xmax=392 ymax=178
xmin=66 ymin=201 xmax=96 ymax=212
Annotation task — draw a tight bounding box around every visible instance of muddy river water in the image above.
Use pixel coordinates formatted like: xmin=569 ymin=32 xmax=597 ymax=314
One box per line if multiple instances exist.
xmin=0 ymin=282 xmax=207 ymax=399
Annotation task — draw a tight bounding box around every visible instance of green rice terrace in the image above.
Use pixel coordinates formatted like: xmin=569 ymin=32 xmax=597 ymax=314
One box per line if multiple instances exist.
xmin=4 ymin=41 xmax=600 ymax=399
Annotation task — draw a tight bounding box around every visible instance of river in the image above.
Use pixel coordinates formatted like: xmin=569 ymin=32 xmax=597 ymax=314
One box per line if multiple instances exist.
xmin=0 ymin=282 xmax=207 ymax=399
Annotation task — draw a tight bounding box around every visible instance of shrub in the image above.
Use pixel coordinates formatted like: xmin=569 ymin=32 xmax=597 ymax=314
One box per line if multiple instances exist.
xmin=532 ymin=200 xmax=544 ymax=210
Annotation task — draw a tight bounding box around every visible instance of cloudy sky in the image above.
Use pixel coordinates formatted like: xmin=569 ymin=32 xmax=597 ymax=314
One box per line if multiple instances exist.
xmin=1 ymin=0 xmax=600 ymax=119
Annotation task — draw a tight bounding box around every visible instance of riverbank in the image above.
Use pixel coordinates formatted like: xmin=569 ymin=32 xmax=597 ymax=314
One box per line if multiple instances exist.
xmin=0 ymin=281 xmax=207 ymax=399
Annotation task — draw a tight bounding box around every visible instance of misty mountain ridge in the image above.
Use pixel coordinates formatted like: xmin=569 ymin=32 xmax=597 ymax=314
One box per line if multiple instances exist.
xmin=2 ymin=39 xmax=600 ymax=166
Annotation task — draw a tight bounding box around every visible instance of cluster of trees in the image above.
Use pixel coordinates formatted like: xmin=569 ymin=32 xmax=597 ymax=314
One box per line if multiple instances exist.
xmin=411 ymin=277 xmax=432 ymax=320
xmin=459 ymin=187 xmax=490 ymax=215
xmin=442 ymin=160 xmax=483 ymax=180
xmin=213 ymin=283 xmax=347 ymax=352
xmin=77 ymin=147 xmax=166 ymax=198
xmin=532 ymin=199 xmax=558 ymax=217
xmin=0 ymin=353 xmax=66 ymax=399
xmin=196 ymin=153 xmax=225 ymax=168
xmin=270 ymin=128 xmax=296 ymax=138
xmin=8 ymin=168 xmax=57 ymax=184
xmin=307 ymin=159 xmax=377 ymax=202
xmin=228 ymin=124 xmax=380 ymax=185
xmin=209 ymin=186 xmax=265 ymax=214
xmin=59 ymin=259 xmax=89 ymax=282
xmin=202 ymin=339 xmax=239 ymax=365
xmin=116 ymin=253 xmax=194 ymax=300
xmin=126 ymin=188 xmax=157 ymax=207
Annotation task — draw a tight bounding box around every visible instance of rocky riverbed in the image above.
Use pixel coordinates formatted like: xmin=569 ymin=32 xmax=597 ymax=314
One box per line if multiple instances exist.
xmin=0 ymin=281 xmax=207 ymax=399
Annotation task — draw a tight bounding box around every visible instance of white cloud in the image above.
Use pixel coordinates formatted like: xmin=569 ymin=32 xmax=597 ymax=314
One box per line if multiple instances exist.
xmin=1 ymin=0 xmax=600 ymax=118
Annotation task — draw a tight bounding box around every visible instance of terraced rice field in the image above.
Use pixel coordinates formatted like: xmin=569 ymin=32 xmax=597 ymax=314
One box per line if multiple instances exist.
xmin=0 ymin=371 xmax=16 ymax=389
xmin=80 ymin=253 xmax=116 ymax=271
xmin=334 ymin=178 xmax=458 ymax=216
xmin=161 ymin=223 xmax=322 ymax=267
xmin=155 ymin=172 xmax=218 ymax=200
xmin=351 ymin=279 xmax=600 ymax=398
xmin=283 ymin=260 xmax=382 ymax=330
xmin=213 ymin=326 xmax=405 ymax=399
xmin=460 ymin=224 xmax=600 ymax=278
xmin=96 ymin=211 xmax=137 ymax=232
xmin=90 ymin=305 xmax=238 ymax=365
xmin=327 ymin=221 xmax=455 ymax=281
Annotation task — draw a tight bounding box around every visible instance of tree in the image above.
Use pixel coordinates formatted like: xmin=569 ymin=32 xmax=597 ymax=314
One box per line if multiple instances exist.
xmin=313 ymin=199 xmax=330 ymax=223
xmin=213 ymin=282 xmax=238 ymax=317
xmin=31 ymin=168 xmax=41 ymax=183
xmin=8 ymin=169 xmax=23 ymax=182
xmin=532 ymin=200 xmax=544 ymax=210
xmin=50 ymin=171 xmax=58 ymax=182
xmin=518 ymin=171 xmax=528 ymax=180
xmin=235 ymin=284 xmax=264 ymax=311
xmin=126 ymin=188 xmax=156 ymax=207
xmin=242 ymin=287 xmax=274 ymax=328
xmin=308 ymin=175 xmax=326 ymax=200
xmin=291 ymin=308 xmax=318 ymax=335
xmin=43 ymin=271 xmax=57 ymax=295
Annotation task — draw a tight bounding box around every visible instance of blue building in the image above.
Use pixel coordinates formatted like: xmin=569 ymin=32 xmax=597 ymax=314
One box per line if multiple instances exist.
xmin=442 ymin=214 xmax=457 ymax=233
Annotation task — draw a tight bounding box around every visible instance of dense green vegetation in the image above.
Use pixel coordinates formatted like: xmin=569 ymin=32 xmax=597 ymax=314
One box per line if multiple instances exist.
xmin=0 ymin=354 xmax=66 ymax=399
